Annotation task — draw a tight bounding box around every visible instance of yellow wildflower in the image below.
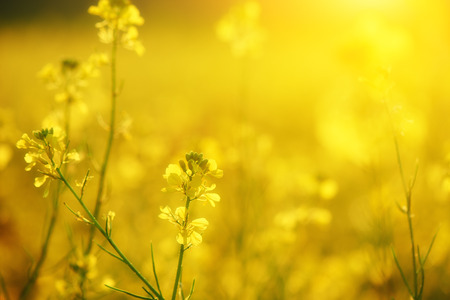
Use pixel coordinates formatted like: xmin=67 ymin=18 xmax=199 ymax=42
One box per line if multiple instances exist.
xmin=162 ymin=152 xmax=223 ymax=206
xmin=216 ymin=1 xmax=265 ymax=58
xmin=69 ymin=250 xmax=98 ymax=280
xmin=39 ymin=54 xmax=108 ymax=108
xmin=159 ymin=206 xmax=209 ymax=246
xmin=160 ymin=152 xmax=222 ymax=247
xmin=88 ymin=0 xmax=145 ymax=55
xmin=16 ymin=127 xmax=80 ymax=197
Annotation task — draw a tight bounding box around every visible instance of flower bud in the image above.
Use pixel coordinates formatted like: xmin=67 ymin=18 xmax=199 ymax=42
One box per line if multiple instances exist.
xmin=179 ymin=159 xmax=187 ymax=172
xmin=188 ymin=160 xmax=194 ymax=172
xmin=199 ymin=158 xmax=208 ymax=170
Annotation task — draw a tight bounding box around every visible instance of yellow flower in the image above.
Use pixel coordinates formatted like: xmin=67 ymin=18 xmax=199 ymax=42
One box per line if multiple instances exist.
xmin=162 ymin=152 xmax=223 ymax=206
xmin=159 ymin=206 xmax=209 ymax=246
xmin=39 ymin=54 xmax=108 ymax=108
xmin=88 ymin=0 xmax=145 ymax=55
xmin=16 ymin=128 xmax=80 ymax=197
xmin=216 ymin=1 xmax=265 ymax=58
xmin=69 ymin=249 xmax=98 ymax=280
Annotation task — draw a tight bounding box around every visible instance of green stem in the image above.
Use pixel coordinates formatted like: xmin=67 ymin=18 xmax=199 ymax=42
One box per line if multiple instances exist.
xmin=385 ymin=101 xmax=419 ymax=299
xmin=171 ymin=198 xmax=191 ymax=300
xmin=19 ymin=100 xmax=71 ymax=300
xmin=85 ymin=27 xmax=119 ymax=255
xmin=57 ymin=169 xmax=163 ymax=300
xmin=19 ymin=187 xmax=60 ymax=300
xmin=171 ymin=245 xmax=185 ymax=300
xmin=407 ymin=210 xmax=418 ymax=298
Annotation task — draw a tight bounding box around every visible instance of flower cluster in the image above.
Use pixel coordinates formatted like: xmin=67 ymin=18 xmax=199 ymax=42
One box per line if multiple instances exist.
xmin=159 ymin=206 xmax=209 ymax=246
xmin=39 ymin=54 xmax=108 ymax=108
xmin=88 ymin=0 xmax=145 ymax=55
xmin=160 ymin=152 xmax=223 ymax=247
xmin=216 ymin=1 xmax=265 ymax=58
xmin=16 ymin=128 xmax=80 ymax=197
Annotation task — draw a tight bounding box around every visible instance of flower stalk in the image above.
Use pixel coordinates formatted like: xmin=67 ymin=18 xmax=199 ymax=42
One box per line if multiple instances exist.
xmin=56 ymin=167 xmax=163 ymax=300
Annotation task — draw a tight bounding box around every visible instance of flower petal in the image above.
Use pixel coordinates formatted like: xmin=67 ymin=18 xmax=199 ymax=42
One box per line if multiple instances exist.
xmin=34 ymin=175 xmax=48 ymax=188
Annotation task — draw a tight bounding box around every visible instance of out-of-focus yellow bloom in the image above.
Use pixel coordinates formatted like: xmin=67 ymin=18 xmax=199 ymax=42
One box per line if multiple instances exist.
xmin=216 ymin=1 xmax=265 ymax=58
xmin=274 ymin=205 xmax=332 ymax=230
xmin=88 ymin=0 xmax=145 ymax=55
xmin=162 ymin=152 xmax=223 ymax=206
xmin=16 ymin=127 xmax=80 ymax=197
xmin=318 ymin=179 xmax=339 ymax=200
xmin=69 ymin=250 xmax=98 ymax=280
xmin=0 ymin=143 xmax=12 ymax=170
xmin=159 ymin=206 xmax=209 ymax=246
xmin=160 ymin=152 xmax=221 ymax=246
xmin=39 ymin=54 xmax=108 ymax=108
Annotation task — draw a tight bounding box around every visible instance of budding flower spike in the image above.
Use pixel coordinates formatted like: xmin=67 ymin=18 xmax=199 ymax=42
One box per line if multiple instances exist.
xmin=162 ymin=151 xmax=223 ymax=204
xmin=88 ymin=0 xmax=145 ymax=55
xmin=16 ymin=127 xmax=80 ymax=197
xmin=160 ymin=152 xmax=223 ymax=247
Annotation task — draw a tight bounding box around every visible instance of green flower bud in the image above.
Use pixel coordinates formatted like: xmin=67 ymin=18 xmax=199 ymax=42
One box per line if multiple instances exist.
xmin=199 ymin=159 xmax=208 ymax=170
xmin=62 ymin=59 xmax=79 ymax=72
xmin=179 ymin=159 xmax=187 ymax=172
xmin=188 ymin=160 xmax=194 ymax=172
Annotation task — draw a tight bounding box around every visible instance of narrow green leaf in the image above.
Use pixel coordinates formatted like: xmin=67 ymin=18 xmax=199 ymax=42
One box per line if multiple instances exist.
xmin=409 ymin=159 xmax=419 ymax=191
xmin=422 ymin=230 xmax=438 ymax=266
xmin=142 ymin=286 xmax=153 ymax=297
xmin=97 ymin=243 xmax=124 ymax=262
xmin=151 ymin=243 xmax=162 ymax=296
xmin=391 ymin=246 xmax=414 ymax=297
xmin=105 ymin=284 xmax=154 ymax=299
xmin=185 ymin=279 xmax=196 ymax=300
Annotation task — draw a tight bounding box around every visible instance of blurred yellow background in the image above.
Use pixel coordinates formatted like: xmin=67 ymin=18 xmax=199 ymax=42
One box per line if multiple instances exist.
xmin=1 ymin=0 xmax=450 ymax=299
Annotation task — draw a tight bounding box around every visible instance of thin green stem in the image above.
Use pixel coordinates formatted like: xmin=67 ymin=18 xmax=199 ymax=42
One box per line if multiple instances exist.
xmin=19 ymin=188 xmax=60 ymax=300
xmin=19 ymin=101 xmax=71 ymax=300
xmin=385 ymin=101 xmax=419 ymax=299
xmin=151 ymin=244 xmax=163 ymax=296
xmin=407 ymin=210 xmax=418 ymax=298
xmin=171 ymin=245 xmax=185 ymax=300
xmin=57 ymin=168 xmax=163 ymax=300
xmin=171 ymin=197 xmax=191 ymax=300
xmin=85 ymin=27 xmax=119 ymax=255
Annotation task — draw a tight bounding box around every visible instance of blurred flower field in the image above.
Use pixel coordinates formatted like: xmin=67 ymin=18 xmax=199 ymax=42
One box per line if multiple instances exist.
xmin=1 ymin=0 xmax=450 ymax=299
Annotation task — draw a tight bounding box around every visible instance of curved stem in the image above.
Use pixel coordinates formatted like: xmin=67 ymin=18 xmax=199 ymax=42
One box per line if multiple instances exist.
xmin=57 ymin=168 xmax=163 ymax=300
xmin=19 ymin=197 xmax=59 ymax=300
xmin=19 ymin=101 xmax=71 ymax=300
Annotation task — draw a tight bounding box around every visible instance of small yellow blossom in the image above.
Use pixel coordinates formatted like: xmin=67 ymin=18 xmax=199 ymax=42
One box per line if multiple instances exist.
xmin=88 ymin=0 xmax=145 ymax=55
xmin=162 ymin=152 xmax=223 ymax=206
xmin=159 ymin=206 xmax=209 ymax=246
xmin=69 ymin=250 xmax=98 ymax=280
xmin=160 ymin=152 xmax=222 ymax=247
xmin=216 ymin=1 xmax=265 ymax=58
xmin=16 ymin=127 xmax=80 ymax=197
xmin=39 ymin=54 xmax=108 ymax=108
xmin=104 ymin=210 xmax=116 ymax=236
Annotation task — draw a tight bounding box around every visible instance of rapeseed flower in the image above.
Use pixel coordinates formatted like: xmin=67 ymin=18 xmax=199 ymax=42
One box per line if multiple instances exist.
xmin=162 ymin=151 xmax=223 ymax=205
xmin=216 ymin=1 xmax=265 ymax=58
xmin=160 ymin=152 xmax=222 ymax=247
xmin=16 ymin=127 xmax=80 ymax=197
xmin=159 ymin=206 xmax=209 ymax=246
xmin=88 ymin=0 xmax=145 ymax=55
xmin=39 ymin=54 xmax=108 ymax=108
